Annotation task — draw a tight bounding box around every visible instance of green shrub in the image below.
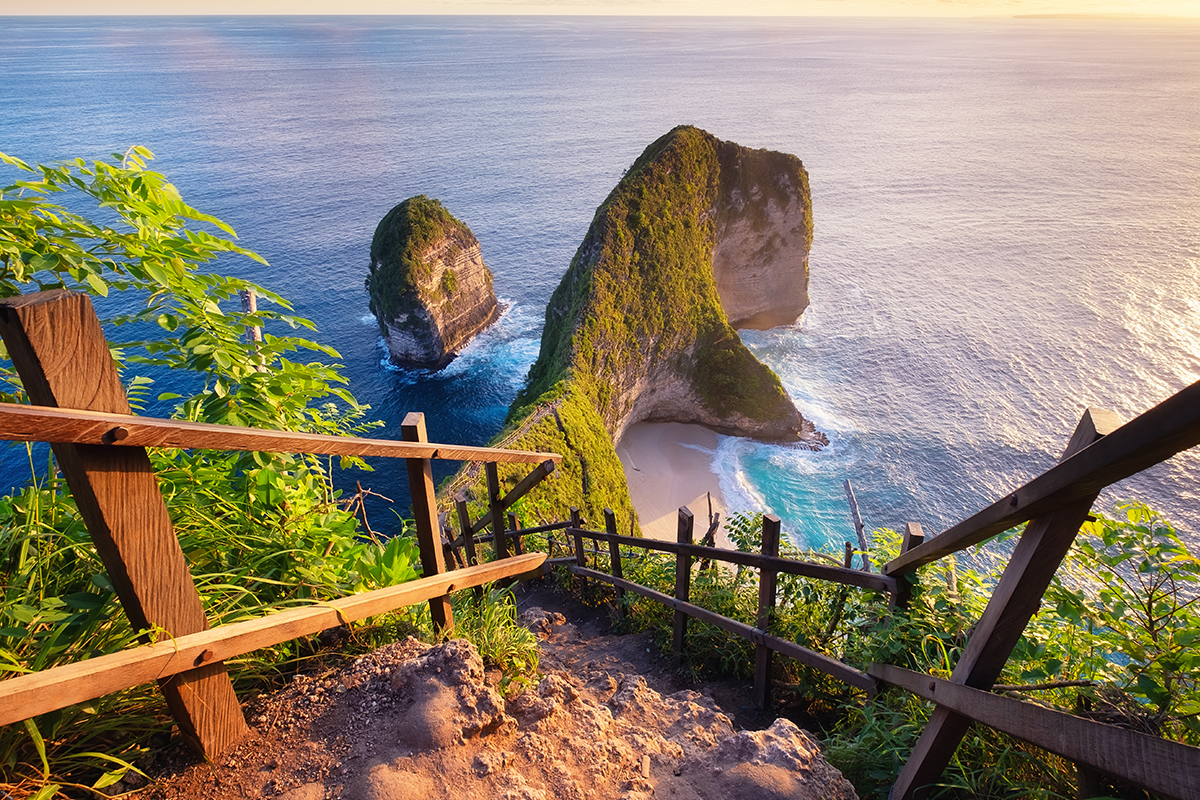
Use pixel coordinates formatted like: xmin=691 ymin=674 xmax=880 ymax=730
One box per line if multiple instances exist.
xmin=0 ymin=149 xmax=426 ymax=797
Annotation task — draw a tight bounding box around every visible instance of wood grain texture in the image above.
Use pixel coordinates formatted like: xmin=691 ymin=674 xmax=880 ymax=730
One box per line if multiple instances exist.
xmin=401 ymin=413 xmax=452 ymax=632
xmin=0 ymin=291 xmax=249 ymax=757
xmin=890 ymin=411 xmax=1107 ymax=800
xmin=753 ymin=514 xmax=781 ymax=710
xmin=882 ymin=401 xmax=1193 ymax=576
xmin=871 ymin=665 xmax=1200 ymax=800
xmin=0 ymin=554 xmax=545 ymax=727
xmin=569 ymin=565 xmax=875 ymax=691
xmin=566 ymin=527 xmax=896 ymax=594
xmin=0 ymin=402 xmax=560 ymax=464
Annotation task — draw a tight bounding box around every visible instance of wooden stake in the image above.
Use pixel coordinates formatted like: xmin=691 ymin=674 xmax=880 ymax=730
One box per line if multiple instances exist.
xmin=753 ymin=514 xmax=781 ymax=710
xmin=401 ymin=412 xmax=452 ymax=633
xmin=605 ymin=508 xmax=626 ymax=621
xmin=844 ymin=479 xmax=871 ymax=571
xmin=673 ymin=506 xmax=694 ymax=669
xmin=485 ymin=462 xmax=509 ymax=559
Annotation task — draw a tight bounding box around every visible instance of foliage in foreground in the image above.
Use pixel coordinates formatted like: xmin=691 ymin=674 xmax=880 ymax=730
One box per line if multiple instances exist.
xmin=0 ymin=150 xmax=427 ymax=798
xmin=583 ymin=502 xmax=1199 ymax=799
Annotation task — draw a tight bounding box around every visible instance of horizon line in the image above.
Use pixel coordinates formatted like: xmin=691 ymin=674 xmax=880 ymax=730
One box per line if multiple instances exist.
xmin=3 ymin=11 xmax=1199 ymax=18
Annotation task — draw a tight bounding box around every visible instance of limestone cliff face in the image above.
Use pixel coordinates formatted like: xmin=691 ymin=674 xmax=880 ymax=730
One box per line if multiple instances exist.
xmin=713 ymin=146 xmax=812 ymax=329
xmin=366 ymin=196 xmax=500 ymax=370
xmin=512 ymin=125 xmax=823 ymax=447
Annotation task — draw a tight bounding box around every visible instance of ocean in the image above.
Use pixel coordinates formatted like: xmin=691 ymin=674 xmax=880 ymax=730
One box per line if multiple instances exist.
xmin=2 ymin=15 xmax=1198 ymax=554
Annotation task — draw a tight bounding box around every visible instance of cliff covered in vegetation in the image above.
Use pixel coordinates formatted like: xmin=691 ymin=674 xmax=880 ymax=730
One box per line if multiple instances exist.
xmin=476 ymin=126 xmax=822 ymax=528
xmin=366 ymin=196 xmax=500 ymax=369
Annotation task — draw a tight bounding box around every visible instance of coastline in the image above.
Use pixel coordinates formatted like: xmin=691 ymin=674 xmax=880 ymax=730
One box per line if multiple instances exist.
xmin=615 ymin=422 xmax=731 ymax=548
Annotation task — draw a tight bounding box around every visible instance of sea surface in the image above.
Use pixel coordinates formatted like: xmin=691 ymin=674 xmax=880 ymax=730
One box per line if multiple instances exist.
xmin=2 ymin=15 xmax=1198 ymax=556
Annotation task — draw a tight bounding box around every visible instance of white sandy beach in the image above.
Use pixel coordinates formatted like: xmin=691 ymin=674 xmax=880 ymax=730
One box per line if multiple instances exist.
xmin=615 ymin=422 xmax=731 ymax=547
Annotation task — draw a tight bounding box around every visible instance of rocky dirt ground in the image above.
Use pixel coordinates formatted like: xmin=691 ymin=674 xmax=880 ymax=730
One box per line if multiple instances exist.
xmin=131 ymin=584 xmax=857 ymax=800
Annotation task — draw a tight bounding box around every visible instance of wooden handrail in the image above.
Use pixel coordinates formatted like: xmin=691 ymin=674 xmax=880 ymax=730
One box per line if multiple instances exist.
xmin=0 ymin=402 xmax=561 ymax=465
xmin=885 ymin=384 xmax=1200 ymax=576
xmin=568 ymin=527 xmax=897 ymax=594
xmin=871 ymin=664 xmax=1200 ymax=800
xmin=0 ymin=554 xmax=546 ymax=728
xmin=570 ymin=564 xmax=876 ymax=691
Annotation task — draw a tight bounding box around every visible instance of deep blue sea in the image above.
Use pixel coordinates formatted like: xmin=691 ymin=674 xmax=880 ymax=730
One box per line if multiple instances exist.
xmin=2 ymin=15 xmax=1199 ymax=554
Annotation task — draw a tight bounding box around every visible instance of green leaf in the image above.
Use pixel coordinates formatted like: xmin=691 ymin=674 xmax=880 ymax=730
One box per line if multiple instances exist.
xmin=84 ymin=270 xmax=108 ymax=296
xmin=24 ymin=718 xmax=49 ymax=777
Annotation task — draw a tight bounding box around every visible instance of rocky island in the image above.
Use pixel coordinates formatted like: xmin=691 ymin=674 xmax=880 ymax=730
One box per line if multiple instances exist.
xmin=471 ymin=126 xmax=824 ymax=527
xmin=366 ymin=196 xmax=501 ymax=369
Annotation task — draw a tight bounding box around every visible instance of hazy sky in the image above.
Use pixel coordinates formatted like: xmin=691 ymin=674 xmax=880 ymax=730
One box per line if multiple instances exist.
xmin=4 ymin=0 xmax=1199 ymax=16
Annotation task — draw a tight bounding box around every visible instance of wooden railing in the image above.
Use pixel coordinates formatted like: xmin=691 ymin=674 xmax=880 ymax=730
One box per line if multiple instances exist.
xmin=0 ymin=290 xmax=559 ymax=758
xmin=521 ymin=389 xmax=1200 ymax=800
xmin=5 ymin=289 xmax=1199 ymax=797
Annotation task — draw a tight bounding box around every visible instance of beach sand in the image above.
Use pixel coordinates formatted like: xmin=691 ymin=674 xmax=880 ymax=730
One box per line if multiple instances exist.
xmin=615 ymin=422 xmax=730 ymax=547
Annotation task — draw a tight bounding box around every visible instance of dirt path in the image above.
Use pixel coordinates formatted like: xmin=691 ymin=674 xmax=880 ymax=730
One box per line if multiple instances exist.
xmin=131 ymin=583 xmax=855 ymax=800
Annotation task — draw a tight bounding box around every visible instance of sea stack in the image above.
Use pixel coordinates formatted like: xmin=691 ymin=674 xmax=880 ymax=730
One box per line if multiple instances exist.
xmin=473 ymin=126 xmax=823 ymax=527
xmin=516 ymin=125 xmax=823 ymax=445
xmin=366 ymin=196 xmax=500 ymax=369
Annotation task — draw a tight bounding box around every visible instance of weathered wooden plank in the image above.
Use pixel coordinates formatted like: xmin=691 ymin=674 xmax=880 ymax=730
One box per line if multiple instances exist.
xmin=890 ymin=410 xmax=1108 ymax=800
xmin=484 ymin=462 xmax=510 ymax=559
xmin=455 ymin=498 xmax=478 ymax=567
xmin=605 ymin=508 xmax=626 ymax=621
xmin=673 ymin=507 xmax=694 ymax=669
xmin=892 ymin=523 xmax=926 ymax=608
xmin=469 ymin=459 xmax=557 ymax=535
xmin=0 ymin=402 xmax=560 ymax=465
xmin=753 ymin=514 xmax=781 ymax=710
xmin=883 ymin=403 xmax=1177 ymax=576
xmin=844 ymin=479 xmax=871 ymax=571
xmin=401 ymin=413 xmax=452 ymax=632
xmin=567 ymin=528 xmax=897 ymax=594
xmin=871 ymin=664 xmax=1200 ymax=800
xmin=569 ymin=565 xmax=875 ymax=691
xmin=0 ymin=290 xmax=249 ymax=757
xmin=0 ymin=554 xmax=545 ymax=727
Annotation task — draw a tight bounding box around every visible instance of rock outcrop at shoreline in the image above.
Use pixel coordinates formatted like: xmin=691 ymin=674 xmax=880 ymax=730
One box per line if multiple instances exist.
xmin=469 ymin=127 xmax=823 ymax=527
xmin=366 ymin=196 xmax=500 ymax=369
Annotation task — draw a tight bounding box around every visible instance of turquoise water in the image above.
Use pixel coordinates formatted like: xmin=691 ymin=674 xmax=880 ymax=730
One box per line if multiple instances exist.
xmin=1 ymin=15 xmax=1198 ymax=552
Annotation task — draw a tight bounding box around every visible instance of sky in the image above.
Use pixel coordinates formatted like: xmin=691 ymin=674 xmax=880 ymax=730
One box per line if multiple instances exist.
xmin=3 ymin=0 xmax=1199 ymax=16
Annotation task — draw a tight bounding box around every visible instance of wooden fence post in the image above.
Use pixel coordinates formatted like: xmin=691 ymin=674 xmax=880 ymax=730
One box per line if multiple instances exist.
xmin=604 ymin=508 xmax=626 ymax=621
xmin=844 ymin=479 xmax=871 ymax=571
xmin=570 ymin=507 xmax=586 ymax=587
xmin=753 ymin=514 xmax=782 ymax=710
xmin=891 ymin=409 xmax=1118 ymax=800
xmin=401 ymin=412 xmax=453 ymax=633
xmin=485 ymin=462 xmax=510 ymax=559
xmin=893 ymin=522 xmax=925 ymax=608
xmin=455 ymin=497 xmax=478 ymax=567
xmin=507 ymin=511 xmax=523 ymax=555
xmin=0 ymin=290 xmax=248 ymax=757
xmin=673 ymin=506 xmax=695 ymax=669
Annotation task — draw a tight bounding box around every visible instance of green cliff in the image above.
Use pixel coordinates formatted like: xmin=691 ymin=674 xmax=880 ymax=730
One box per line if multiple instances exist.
xmin=453 ymin=127 xmax=822 ymax=531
